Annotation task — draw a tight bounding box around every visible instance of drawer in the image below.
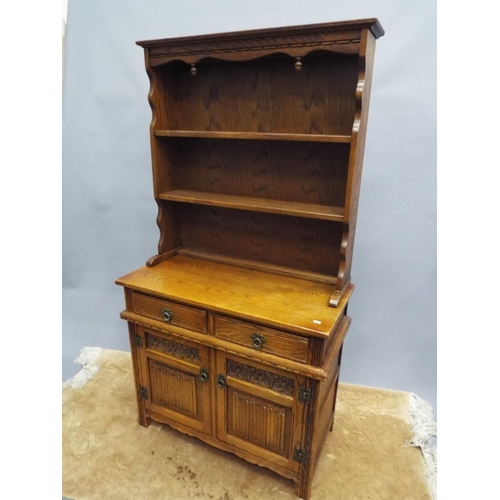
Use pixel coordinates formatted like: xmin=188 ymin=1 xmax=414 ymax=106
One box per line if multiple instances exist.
xmin=130 ymin=292 xmax=207 ymax=334
xmin=214 ymin=315 xmax=309 ymax=363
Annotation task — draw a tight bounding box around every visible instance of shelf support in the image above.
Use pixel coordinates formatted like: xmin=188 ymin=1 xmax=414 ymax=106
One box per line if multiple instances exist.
xmin=328 ymin=279 xmax=352 ymax=308
xmin=146 ymin=246 xmax=182 ymax=267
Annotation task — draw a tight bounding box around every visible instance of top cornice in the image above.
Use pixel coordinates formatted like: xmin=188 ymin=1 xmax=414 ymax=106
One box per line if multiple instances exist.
xmin=136 ymin=18 xmax=384 ymax=49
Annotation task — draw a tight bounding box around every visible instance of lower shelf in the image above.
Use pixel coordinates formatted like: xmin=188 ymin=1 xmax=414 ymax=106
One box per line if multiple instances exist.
xmin=177 ymin=248 xmax=338 ymax=285
xmin=158 ymin=189 xmax=345 ymax=222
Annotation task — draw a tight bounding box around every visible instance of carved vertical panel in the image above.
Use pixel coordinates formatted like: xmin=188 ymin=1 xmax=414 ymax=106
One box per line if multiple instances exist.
xmin=148 ymin=359 xmax=200 ymax=419
xmin=227 ymin=388 xmax=292 ymax=458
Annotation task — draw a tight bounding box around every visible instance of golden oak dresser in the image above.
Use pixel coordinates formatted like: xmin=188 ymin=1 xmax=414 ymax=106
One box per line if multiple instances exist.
xmin=116 ymin=18 xmax=384 ymax=499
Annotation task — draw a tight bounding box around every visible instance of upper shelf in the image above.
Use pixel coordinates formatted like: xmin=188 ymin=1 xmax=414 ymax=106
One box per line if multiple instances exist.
xmin=158 ymin=189 xmax=344 ymax=222
xmin=154 ymin=130 xmax=352 ymax=144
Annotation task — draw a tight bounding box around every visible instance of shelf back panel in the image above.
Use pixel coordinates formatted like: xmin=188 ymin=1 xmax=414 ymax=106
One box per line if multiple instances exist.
xmin=176 ymin=203 xmax=342 ymax=277
xmin=159 ymin=138 xmax=349 ymax=208
xmin=159 ymin=52 xmax=358 ymax=136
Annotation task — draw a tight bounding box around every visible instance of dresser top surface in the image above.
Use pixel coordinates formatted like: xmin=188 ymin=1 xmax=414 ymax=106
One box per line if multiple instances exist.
xmin=116 ymin=255 xmax=353 ymax=338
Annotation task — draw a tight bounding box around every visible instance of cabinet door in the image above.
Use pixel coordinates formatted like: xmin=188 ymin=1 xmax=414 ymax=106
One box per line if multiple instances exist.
xmin=137 ymin=326 xmax=212 ymax=435
xmin=215 ymin=352 xmax=304 ymax=472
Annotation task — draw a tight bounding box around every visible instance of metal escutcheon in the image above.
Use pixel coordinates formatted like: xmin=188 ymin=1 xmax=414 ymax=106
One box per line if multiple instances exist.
xmin=161 ymin=308 xmax=173 ymax=322
xmin=251 ymin=332 xmax=266 ymax=349
xmin=200 ymin=368 xmax=209 ymax=382
xmin=217 ymin=374 xmax=226 ymax=388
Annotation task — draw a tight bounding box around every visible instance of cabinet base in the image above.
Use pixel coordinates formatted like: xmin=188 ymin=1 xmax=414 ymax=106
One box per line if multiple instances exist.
xmin=143 ymin=407 xmax=299 ymax=481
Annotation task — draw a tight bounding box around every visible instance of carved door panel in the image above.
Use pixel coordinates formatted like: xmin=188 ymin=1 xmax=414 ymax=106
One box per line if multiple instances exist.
xmin=216 ymin=352 xmax=305 ymax=472
xmin=137 ymin=326 xmax=212 ymax=435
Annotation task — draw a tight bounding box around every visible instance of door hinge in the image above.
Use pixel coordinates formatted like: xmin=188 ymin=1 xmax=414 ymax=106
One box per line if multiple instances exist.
xmin=138 ymin=386 xmax=148 ymax=399
xmin=298 ymin=387 xmax=312 ymax=404
xmin=293 ymin=448 xmax=307 ymax=464
xmin=133 ymin=333 xmax=143 ymax=348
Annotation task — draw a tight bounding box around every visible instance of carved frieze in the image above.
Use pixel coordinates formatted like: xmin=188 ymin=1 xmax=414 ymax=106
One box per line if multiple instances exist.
xmin=146 ymin=332 xmax=200 ymax=364
xmin=226 ymin=359 xmax=294 ymax=397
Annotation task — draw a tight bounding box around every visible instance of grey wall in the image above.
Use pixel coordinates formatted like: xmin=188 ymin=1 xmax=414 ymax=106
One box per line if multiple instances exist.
xmin=63 ymin=0 xmax=436 ymax=412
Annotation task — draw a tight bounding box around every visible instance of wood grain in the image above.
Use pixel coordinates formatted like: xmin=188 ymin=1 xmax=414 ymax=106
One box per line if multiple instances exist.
xmin=160 ymin=53 xmax=358 ymax=136
xmin=296 ymin=377 xmax=320 ymax=499
xmin=128 ymin=322 xmax=150 ymax=428
xmin=216 ymin=352 xmax=302 ymax=472
xmin=121 ymin=19 xmax=384 ymax=500
xmin=139 ymin=327 xmax=213 ymax=435
xmin=146 ymin=331 xmax=201 ymax=365
xmin=179 ymin=205 xmax=343 ymax=277
xmin=120 ymin=310 xmax=330 ymax=380
xmin=227 ymin=388 xmax=292 ymax=458
xmin=336 ymin=29 xmax=377 ymax=297
xmin=227 ymin=376 xmax=294 ymax=408
xmin=160 ymin=190 xmax=344 ymax=222
xmin=157 ymin=137 xmax=350 ymax=206
xmin=215 ymin=315 xmax=309 ymax=363
xmin=137 ymin=19 xmax=384 ymax=49
xmin=154 ymin=200 xmax=182 ymax=257
xmin=148 ymin=359 xmax=200 ymax=418
xmin=154 ymin=130 xmax=351 ymax=142
xmin=145 ymin=407 xmax=298 ymax=481
xmin=130 ymin=291 xmax=208 ymax=333
xmin=177 ymin=248 xmax=337 ymax=285
xmin=226 ymin=359 xmax=296 ymax=398
xmin=137 ymin=19 xmax=384 ymax=67
xmin=117 ymin=255 xmax=353 ymax=337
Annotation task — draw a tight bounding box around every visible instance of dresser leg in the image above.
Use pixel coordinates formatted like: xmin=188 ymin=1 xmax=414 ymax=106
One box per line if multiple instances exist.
xmin=139 ymin=414 xmax=152 ymax=428
xmin=329 ymin=376 xmax=340 ymax=432
xmin=295 ymin=476 xmax=312 ymax=500
xmin=128 ymin=322 xmax=151 ymax=428
xmin=330 ymin=344 xmax=343 ymax=432
xmin=135 ymin=386 xmax=151 ymax=428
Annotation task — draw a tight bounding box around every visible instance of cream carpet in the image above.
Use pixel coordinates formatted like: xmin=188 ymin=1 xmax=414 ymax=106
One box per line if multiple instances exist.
xmin=62 ymin=348 xmax=435 ymax=500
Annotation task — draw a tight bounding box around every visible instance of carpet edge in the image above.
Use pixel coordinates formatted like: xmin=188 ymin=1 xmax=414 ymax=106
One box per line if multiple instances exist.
xmin=405 ymin=392 xmax=437 ymax=500
xmin=62 ymin=347 xmax=104 ymax=390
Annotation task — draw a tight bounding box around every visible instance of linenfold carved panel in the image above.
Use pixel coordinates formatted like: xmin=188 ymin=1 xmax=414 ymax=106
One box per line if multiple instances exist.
xmin=227 ymin=389 xmax=292 ymax=457
xmin=148 ymin=360 xmax=199 ymax=418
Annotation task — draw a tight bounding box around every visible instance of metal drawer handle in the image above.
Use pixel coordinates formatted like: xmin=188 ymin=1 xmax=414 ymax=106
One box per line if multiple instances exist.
xmin=200 ymin=368 xmax=209 ymax=382
xmin=161 ymin=308 xmax=173 ymax=323
xmin=217 ymin=374 xmax=226 ymax=389
xmin=251 ymin=333 xmax=266 ymax=349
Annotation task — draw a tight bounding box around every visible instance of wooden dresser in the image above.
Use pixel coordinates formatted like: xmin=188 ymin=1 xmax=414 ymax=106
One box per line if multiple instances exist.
xmin=116 ymin=18 xmax=384 ymax=499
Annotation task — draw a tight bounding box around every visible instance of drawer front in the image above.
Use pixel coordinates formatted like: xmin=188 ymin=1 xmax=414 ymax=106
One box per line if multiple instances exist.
xmin=215 ymin=315 xmax=309 ymax=363
xmin=130 ymin=292 xmax=207 ymax=333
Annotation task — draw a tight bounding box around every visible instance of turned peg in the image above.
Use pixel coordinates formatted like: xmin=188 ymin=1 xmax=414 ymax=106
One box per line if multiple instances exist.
xmin=190 ymin=64 xmax=197 ymax=76
xmin=295 ymin=57 xmax=302 ymax=71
